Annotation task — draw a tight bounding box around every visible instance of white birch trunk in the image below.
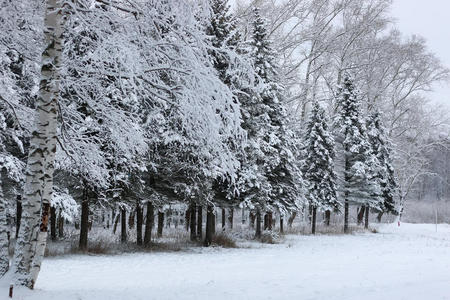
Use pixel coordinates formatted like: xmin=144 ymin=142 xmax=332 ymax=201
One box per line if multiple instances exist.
xmin=11 ymin=0 xmax=63 ymax=290
xmin=0 ymin=173 xmax=9 ymax=277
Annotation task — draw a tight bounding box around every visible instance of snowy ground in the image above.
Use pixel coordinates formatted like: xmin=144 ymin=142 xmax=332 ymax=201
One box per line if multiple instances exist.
xmin=2 ymin=223 xmax=450 ymax=300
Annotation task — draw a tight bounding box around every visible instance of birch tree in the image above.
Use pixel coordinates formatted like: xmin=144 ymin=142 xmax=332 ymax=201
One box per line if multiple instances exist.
xmin=12 ymin=0 xmax=63 ymax=290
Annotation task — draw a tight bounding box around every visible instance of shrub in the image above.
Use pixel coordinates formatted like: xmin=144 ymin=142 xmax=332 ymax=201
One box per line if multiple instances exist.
xmin=212 ymin=233 xmax=237 ymax=248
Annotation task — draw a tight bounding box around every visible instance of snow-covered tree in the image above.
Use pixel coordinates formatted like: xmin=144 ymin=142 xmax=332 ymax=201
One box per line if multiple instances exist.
xmin=11 ymin=0 xmax=63 ymax=289
xmin=238 ymin=8 xmax=301 ymax=237
xmin=334 ymin=76 xmax=381 ymax=233
xmin=302 ymin=102 xmax=339 ymax=233
xmin=366 ymin=111 xmax=398 ymax=221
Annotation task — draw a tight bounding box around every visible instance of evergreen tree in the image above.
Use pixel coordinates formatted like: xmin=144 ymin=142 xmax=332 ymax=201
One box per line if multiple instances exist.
xmin=238 ymin=8 xmax=300 ymax=235
xmin=206 ymin=0 xmax=240 ymax=85
xmin=302 ymin=102 xmax=339 ymax=233
xmin=334 ymin=76 xmax=382 ymax=233
xmin=366 ymin=112 xmax=399 ymax=221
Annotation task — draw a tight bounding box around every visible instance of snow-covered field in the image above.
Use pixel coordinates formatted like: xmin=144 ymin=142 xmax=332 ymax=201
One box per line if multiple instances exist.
xmin=3 ymin=223 xmax=450 ymax=300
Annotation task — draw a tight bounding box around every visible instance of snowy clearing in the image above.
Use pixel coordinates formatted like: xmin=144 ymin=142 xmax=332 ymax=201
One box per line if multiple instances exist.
xmin=2 ymin=223 xmax=450 ymax=300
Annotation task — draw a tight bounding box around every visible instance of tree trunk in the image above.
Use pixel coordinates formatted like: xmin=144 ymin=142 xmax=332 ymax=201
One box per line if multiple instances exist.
xmin=287 ymin=212 xmax=297 ymax=227
xmin=364 ymin=205 xmax=369 ymax=229
xmin=357 ymin=206 xmax=365 ymax=225
xmin=221 ymin=208 xmax=226 ymax=231
xmin=267 ymin=212 xmax=273 ymax=230
xmin=113 ymin=213 xmax=120 ymax=234
xmin=344 ymin=200 xmax=349 ymax=233
xmin=197 ymin=205 xmax=202 ymax=239
xmin=280 ymin=215 xmax=284 ymax=234
xmin=144 ymin=201 xmax=153 ymax=246
xmin=57 ymin=213 xmax=64 ymax=238
xmin=157 ymin=211 xmax=164 ymax=238
xmin=128 ymin=212 xmax=135 ymax=229
xmin=376 ymin=211 xmax=383 ymax=223
xmin=79 ymin=193 xmax=89 ymax=251
xmin=136 ymin=202 xmax=143 ymax=246
xmin=325 ymin=210 xmax=331 ymax=226
xmin=228 ymin=208 xmax=233 ymax=230
xmin=185 ymin=208 xmax=190 ymax=231
xmin=121 ymin=208 xmax=127 ymax=244
xmin=189 ymin=203 xmax=197 ymax=241
xmin=0 ymin=174 xmax=9 ymax=277
xmin=311 ymin=207 xmax=317 ymax=234
xmin=255 ymin=208 xmax=262 ymax=239
xmin=204 ymin=205 xmax=214 ymax=246
xmin=15 ymin=195 xmax=22 ymax=239
xmin=14 ymin=0 xmax=64 ymax=290
xmin=50 ymin=206 xmax=57 ymax=241
xmin=249 ymin=212 xmax=255 ymax=228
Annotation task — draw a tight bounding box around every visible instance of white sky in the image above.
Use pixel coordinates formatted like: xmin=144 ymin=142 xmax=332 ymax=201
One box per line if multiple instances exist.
xmin=391 ymin=0 xmax=450 ymax=108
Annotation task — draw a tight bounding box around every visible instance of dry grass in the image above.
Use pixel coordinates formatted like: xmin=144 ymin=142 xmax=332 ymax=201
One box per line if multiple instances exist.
xmin=260 ymin=231 xmax=282 ymax=244
xmin=212 ymin=232 xmax=238 ymax=248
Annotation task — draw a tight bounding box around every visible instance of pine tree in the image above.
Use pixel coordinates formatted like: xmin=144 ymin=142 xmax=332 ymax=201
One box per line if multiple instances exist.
xmin=302 ymin=102 xmax=340 ymax=233
xmin=238 ymin=8 xmax=300 ymax=234
xmin=366 ymin=112 xmax=398 ymax=221
xmin=206 ymin=0 xmax=240 ymax=85
xmin=334 ymin=76 xmax=382 ymax=233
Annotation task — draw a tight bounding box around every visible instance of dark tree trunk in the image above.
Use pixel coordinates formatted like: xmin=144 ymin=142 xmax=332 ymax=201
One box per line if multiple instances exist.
xmin=311 ymin=207 xmax=317 ymax=234
xmin=79 ymin=192 xmax=89 ymax=251
xmin=268 ymin=212 xmax=273 ymax=230
xmin=228 ymin=208 xmax=234 ymax=230
xmin=287 ymin=212 xmax=296 ymax=227
xmin=144 ymin=201 xmax=154 ymax=246
xmin=121 ymin=208 xmax=127 ymax=243
xmin=204 ymin=205 xmax=214 ymax=246
xmin=16 ymin=195 xmax=22 ymax=239
xmin=255 ymin=208 xmax=262 ymax=238
xmin=357 ymin=206 xmax=365 ymax=225
xmin=50 ymin=206 xmax=57 ymax=241
xmin=128 ymin=211 xmax=135 ymax=229
xmin=325 ymin=210 xmax=331 ymax=226
xmin=190 ymin=203 xmax=197 ymax=241
xmin=364 ymin=205 xmax=369 ymax=229
xmin=250 ymin=212 xmax=255 ymax=228
xmin=280 ymin=215 xmax=284 ymax=233
xmin=376 ymin=211 xmax=383 ymax=222
xmin=264 ymin=213 xmax=268 ymax=230
xmin=136 ymin=201 xmax=143 ymax=246
xmin=58 ymin=212 xmax=64 ymax=238
xmin=221 ymin=208 xmax=226 ymax=231
xmin=157 ymin=211 xmax=164 ymax=238
xmin=197 ymin=205 xmax=202 ymax=239
xmin=185 ymin=208 xmax=190 ymax=231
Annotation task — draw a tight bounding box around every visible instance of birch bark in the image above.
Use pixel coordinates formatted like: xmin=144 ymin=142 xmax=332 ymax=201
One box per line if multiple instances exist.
xmin=12 ymin=0 xmax=63 ymax=289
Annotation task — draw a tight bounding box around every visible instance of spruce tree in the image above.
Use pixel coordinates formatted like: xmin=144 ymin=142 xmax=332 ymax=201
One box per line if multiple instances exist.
xmin=302 ymin=102 xmax=339 ymax=233
xmin=206 ymin=0 xmax=240 ymax=85
xmin=238 ymin=8 xmax=300 ymax=232
xmin=334 ymin=76 xmax=382 ymax=233
xmin=366 ymin=112 xmax=398 ymax=222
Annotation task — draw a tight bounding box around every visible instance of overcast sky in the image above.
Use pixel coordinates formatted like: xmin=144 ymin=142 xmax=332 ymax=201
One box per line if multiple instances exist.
xmin=391 ymin=0 xmax=450 ymax=108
